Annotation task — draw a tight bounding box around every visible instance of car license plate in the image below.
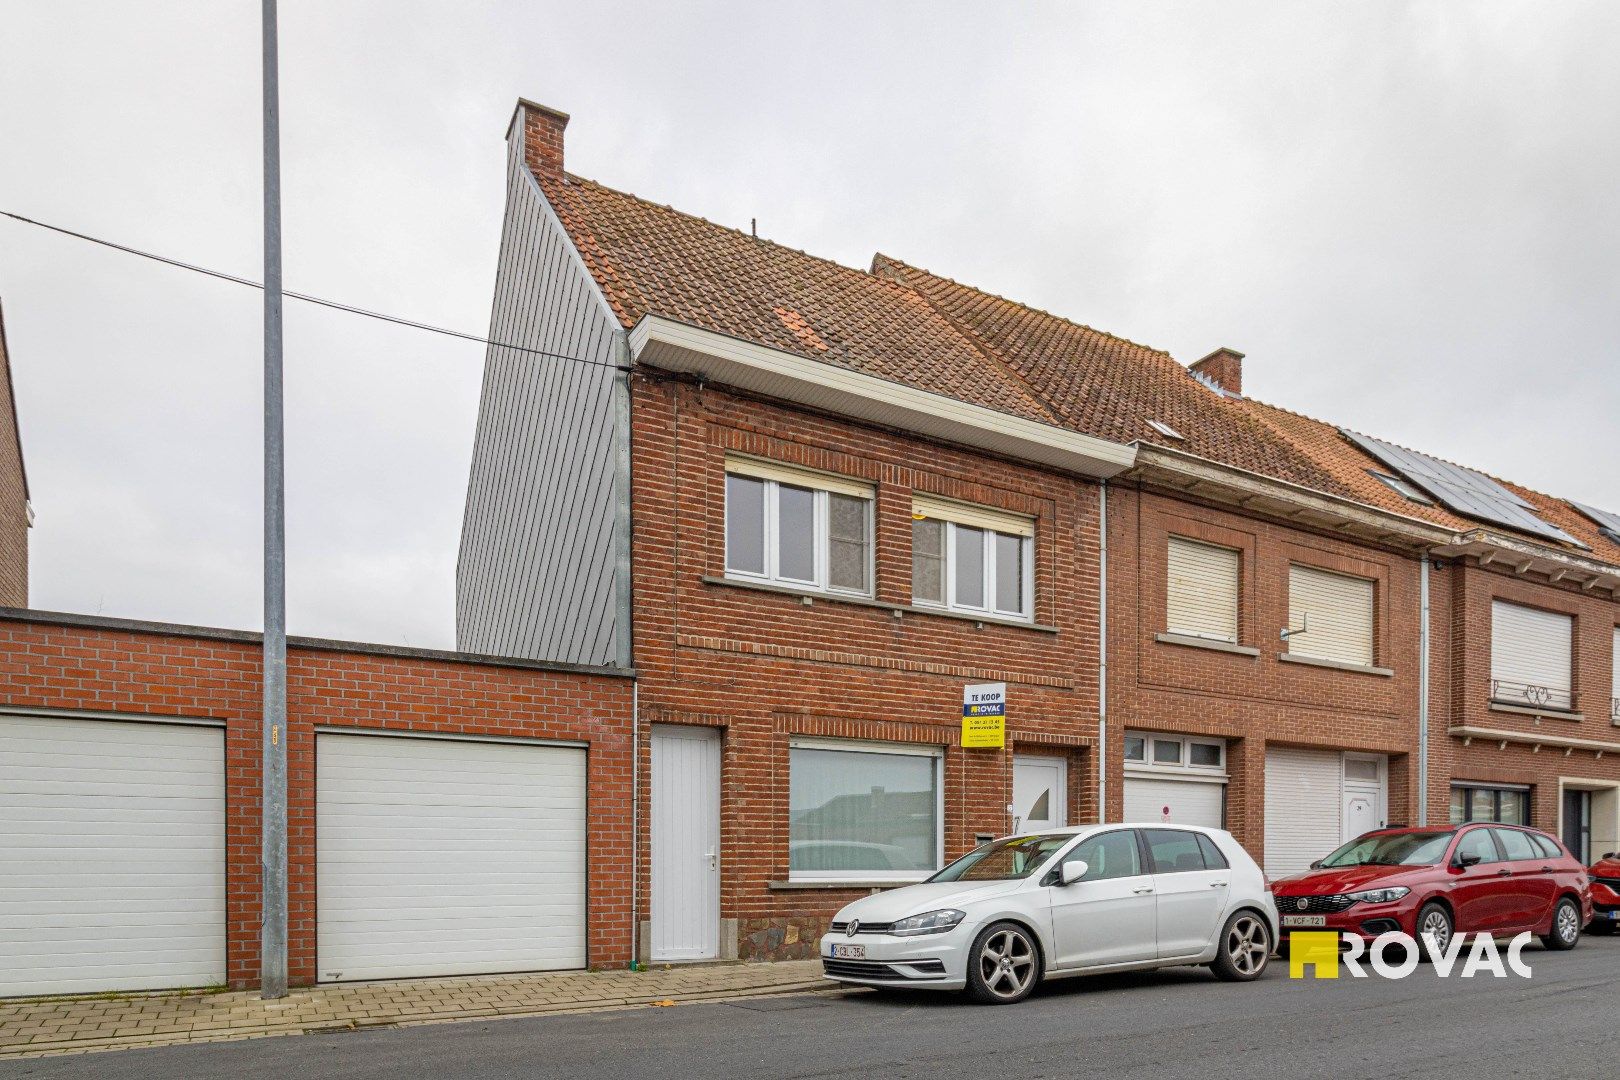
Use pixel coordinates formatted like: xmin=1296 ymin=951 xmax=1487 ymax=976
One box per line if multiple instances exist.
xmin=829 ymin=943 xmax=866 ymax=959
xmin=1608 ymin=911 xmax=1620 ymax=922
xmin=1281 ymin=915 xmax=1327 ymax=928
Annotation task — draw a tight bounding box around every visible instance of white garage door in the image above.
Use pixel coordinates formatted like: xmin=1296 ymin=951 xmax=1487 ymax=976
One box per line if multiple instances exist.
xmin=1264 ymin=746 xmax=1342 ymax=879
xmin=316 ymin=732 xmax=587 ymax=982
xmin=1123 ymin=776 xmax=1224 ymax=828
xmin=0 ymin=714 xmax=225 ymax=997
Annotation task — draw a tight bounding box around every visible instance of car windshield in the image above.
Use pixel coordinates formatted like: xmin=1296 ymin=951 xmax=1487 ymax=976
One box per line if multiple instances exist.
xmin=930 ymin=835 xmax=1071 ymax=882
xmin=1319 ymin=831 xmax=1453 ymax=868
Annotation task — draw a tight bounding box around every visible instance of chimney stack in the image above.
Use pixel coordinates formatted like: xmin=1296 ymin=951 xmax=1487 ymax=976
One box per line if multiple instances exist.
xmin=511 ymin=99 xmax=569 ymax=177
xmin=1190 ymin=347 xmax=1244 ymax=397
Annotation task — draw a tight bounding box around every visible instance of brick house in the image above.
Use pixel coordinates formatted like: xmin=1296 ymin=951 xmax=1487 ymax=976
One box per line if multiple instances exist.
xmin=0 ymin=299 xmax=32 ymax=606
xmin=459 ymin=99 xmax=1620 ymax=964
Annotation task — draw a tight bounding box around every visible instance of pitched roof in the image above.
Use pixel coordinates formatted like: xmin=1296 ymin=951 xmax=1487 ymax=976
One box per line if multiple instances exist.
xmin=527 ymin=160 xmax=1619 ymax=568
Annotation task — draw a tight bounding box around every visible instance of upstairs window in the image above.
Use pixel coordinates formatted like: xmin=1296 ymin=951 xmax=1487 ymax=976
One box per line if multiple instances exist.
xmin=910 ymin=496 xmax=1034 ymax=620
xmin=1287 ymin=565 xmax=1376 ymax=667
xmin=1490 ymin=600 xmax=1574 ymax=711
xmin=1165 ymin=537 xmax=1239 ymax=642
xmin=724 ymin=456 xmax=873 ymax=595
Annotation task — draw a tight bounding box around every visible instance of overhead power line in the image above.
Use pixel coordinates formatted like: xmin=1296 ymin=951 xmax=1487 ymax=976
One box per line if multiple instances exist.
xmin=0 ymin=209 xmax=629 ymax=372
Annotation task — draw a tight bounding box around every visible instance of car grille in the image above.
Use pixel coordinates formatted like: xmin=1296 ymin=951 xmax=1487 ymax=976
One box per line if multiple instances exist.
xmin=1279 ymin=894 xmax=1358 ymax=914
xmin=1593 ymin=876 xmax=1620 ymax=890
xmin=822 ymin=958 xmax=946 ymax=980
xmin=828 ymin=921 xmax=896 ymax=935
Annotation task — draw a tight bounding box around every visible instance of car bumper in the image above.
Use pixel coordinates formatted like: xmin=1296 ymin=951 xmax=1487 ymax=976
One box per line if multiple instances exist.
xmin=818 ymin=930 xmax=971 ymax=990
xmin=1272 ymin=901 xmax=1417 ymax=944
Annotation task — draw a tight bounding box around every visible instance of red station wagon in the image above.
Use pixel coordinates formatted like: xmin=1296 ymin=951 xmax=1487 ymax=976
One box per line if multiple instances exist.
xmin=1269 ymin=824 xmax=1591 ymax=957
xmin=1589 ymin=852 xmax=1620 ymax=931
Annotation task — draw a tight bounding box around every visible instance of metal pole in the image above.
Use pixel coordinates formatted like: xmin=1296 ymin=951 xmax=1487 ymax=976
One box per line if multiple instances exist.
xmin=259 ymin=0 xmax=289 ymax=1000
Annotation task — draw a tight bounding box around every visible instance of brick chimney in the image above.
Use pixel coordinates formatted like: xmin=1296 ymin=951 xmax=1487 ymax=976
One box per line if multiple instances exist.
xmin=1190 ymin=347 xmax=1244 ymax=397
xmin=510 ymin=99 xmax=569 ymax=177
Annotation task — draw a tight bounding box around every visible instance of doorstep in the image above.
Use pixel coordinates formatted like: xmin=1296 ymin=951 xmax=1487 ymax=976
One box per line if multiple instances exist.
xmin=0 ymin=960 xmax=829 ymax=1060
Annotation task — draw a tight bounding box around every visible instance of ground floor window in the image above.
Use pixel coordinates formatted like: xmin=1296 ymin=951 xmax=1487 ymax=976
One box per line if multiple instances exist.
xmin=1449 ymin=783 xmax=1529 ymax=826
xmin=788 ymin=740 xmax=942 ymax=881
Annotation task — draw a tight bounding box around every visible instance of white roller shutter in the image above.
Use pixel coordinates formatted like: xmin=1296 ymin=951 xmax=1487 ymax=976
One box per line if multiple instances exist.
xmin=1264 ymin=747 xmax=1342 ymax=879
xmin=1491 ymin=600 xmax=1573 ymax=708
xmin=316 ymin=732 xmax=587 ymax=982
xmin=0 ymin=715 xmax=225 ymax=997
xmin=1123 ymin=776 xmax=1224 ymax=828
xmin=1166 ymin=537 xmax=1239 ymax=642
xmin=1288 ymin=565 xmax=1374 ymax=666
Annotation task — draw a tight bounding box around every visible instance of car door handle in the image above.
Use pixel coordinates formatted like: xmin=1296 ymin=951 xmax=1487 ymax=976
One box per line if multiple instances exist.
xmin=1133 ymin=886 xmax=1154 ymax=894
xmin=1539 ymin=866 xmax=1554 ymax=872
xmin=1210 ymin=881 xmax=1229 ymax=888
xmin=1496 ymin=868 xmax=1512 ymax=876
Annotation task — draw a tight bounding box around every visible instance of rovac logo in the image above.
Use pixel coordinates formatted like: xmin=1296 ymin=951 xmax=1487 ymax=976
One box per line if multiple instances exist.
xmin=1288 ymin=931 xmax=1534 ymax=979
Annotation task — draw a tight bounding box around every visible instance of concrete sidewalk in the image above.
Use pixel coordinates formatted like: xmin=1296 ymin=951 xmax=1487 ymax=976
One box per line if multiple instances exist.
xmin=0 ymin=960 xmax=831 ymax=1060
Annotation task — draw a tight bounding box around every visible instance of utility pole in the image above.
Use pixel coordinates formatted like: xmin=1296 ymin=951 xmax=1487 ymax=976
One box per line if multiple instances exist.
xmin=259 ymin=0 xmax=289 ymax=1000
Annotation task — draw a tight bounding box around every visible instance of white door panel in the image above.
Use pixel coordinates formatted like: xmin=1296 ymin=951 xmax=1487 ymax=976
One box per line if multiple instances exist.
xmin=0 ymin=715 xmax=225 ymax=997
xmin=1123 ymin=776 xmax=1224 ymax=828
xmin=1264 ymin=747 xmax=1342 ymax=878
xmin=1013 ymin=756 xmax=1066 ymax=833
xmin=651 ymin=726 xmax=721 ymax=961
xmin=316 ymin=733 xmax=586 ymax=982
xmin=1049 ymin=828 xmax=1155 ymax=968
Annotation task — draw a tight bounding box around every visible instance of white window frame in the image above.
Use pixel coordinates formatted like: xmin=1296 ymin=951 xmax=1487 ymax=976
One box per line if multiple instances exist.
xmin=1124 ymin=730 xmax=1228 ymax=777
xmin=786 ymin=737 xmax=944 ymax=883
xmin=911 ymin=497 xmax=1035 ymax=621
xmin=724 ymin=459 xmax=874 ymax=598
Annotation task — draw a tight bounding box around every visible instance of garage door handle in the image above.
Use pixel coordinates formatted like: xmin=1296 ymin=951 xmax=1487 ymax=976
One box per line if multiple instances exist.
xmin=1133 ymin=886 xmax=1154 ymax=894
xmin=706 ymin=852 xmax=718 ymax=870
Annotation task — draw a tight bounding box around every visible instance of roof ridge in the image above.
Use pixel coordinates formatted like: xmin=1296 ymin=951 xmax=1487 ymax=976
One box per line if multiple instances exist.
xmin=872 ymin=252 xmax=1178 ymax=361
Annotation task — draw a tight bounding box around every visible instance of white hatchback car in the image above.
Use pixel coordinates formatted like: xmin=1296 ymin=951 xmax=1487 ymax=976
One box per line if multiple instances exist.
xmin=820 ymin=824 xmax=1278 ymax=1004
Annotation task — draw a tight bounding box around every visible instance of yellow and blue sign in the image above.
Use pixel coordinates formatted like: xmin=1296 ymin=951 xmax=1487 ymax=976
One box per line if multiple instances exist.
xmin=962 ymin=682 xmax=1007 ymax=749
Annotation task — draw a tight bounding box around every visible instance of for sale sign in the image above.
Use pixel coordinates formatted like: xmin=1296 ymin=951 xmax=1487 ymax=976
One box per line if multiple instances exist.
xmin=961 ymin=682 xmax=1007 ymax=748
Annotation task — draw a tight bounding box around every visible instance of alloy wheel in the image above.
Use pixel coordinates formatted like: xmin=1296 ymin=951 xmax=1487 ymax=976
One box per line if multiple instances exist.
xmin=1225 ymin=915 xmax=1270 ymax=976
xmin=978 ymin=928 xmax=1036 ymax=1000
xmin=1420 ymin=908 xmax=1452 ymax=954
xmin=1556 ymin=902 xmax=1580 ymax=944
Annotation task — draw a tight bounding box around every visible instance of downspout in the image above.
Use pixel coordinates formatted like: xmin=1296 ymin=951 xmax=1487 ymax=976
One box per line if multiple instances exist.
xmin=1098 ymin=479 xmax=1108 ymax=823
xmin=1417 ymin=555 xmax=1430 ymax=826
xmin=629 ymin=678 xmax=641 ymax=968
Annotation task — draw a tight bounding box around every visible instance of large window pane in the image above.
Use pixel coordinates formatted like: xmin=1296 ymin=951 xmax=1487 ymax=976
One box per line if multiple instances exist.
xmin=1449 ymin=787 xmax=1466 ymax=825
xmin=912 ymin=519 xmax=945 ymax=604
xmin=828 ymin=493 xmax=869 ymax=592
xmin=790 ymin=747 xmax=938 ymax=876
xmin=994 ymin=532 xmax=1024 ymax=614
xmin=954 ymin=525 xmax=985 ymax=608
xmin=1470 ymin=788 xmax=1495 ymax=823
xmin=1498 ymin=789 xmax=1527 ymax=825
xmin=725 ymin=475 xmax=766 ymax=574
xmin=776 ymin=484 xmax=815 ymax=581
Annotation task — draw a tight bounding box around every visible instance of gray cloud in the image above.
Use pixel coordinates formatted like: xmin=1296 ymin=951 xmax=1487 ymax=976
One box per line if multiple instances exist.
xmin=2 ymin=0 xmax=1615 ymax=648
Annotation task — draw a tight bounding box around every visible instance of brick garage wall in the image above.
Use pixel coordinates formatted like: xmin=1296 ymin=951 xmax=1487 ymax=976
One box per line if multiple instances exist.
xmin=629 ymin=373 xmax=1103 ymax=959
xmin=1106 ymin=484 xmax=1426 ymax=862
xmin=0 ymin=610 xmax=634 ymax=988
xmin=1431 ymin=561 xmax=1620 ymax=840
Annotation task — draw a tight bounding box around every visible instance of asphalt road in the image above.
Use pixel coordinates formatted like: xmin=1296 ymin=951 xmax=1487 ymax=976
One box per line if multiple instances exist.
xmin=6 ymin=935 xmax=1616 ymax=1080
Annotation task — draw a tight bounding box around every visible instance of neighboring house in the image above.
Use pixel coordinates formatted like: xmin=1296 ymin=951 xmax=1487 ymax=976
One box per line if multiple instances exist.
xmin=0 ymin=299 xmax=31 ymax=606
xmin=459 ymin=100 xmax=1620 ymax=962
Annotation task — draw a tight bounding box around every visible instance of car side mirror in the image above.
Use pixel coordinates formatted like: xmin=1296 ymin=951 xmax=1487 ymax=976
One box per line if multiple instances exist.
xmin=1308 ymin=859 xmax=1322 ymax=870
xmin=1455 ymin=852 xmax=1482 ymax=868
xmin=1060 ymin=860 xmax=1089 ymax=886
xmin=1605 ymin=852 xmax=1617 ymax=861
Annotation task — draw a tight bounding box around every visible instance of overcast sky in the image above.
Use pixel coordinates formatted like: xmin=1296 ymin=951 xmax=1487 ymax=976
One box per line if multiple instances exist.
xmin=1 ymin=1 xmax=1615 ymax=649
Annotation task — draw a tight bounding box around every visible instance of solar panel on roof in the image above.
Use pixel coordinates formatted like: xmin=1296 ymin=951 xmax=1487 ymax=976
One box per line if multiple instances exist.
xmin=1569 ymin=501 xmax=1620 ymax=543
xmin=1339 ymin=428 xmax=1586 ymax=548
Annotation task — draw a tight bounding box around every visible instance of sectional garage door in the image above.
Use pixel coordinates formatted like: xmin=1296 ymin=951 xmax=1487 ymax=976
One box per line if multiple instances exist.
xmin=1123 ymin=777 xmax=1225 ymax=828
xmin=315 ymin=732 xmax=587 ymax=983
xmin=0 ymin=714 xmax=225 ymax=997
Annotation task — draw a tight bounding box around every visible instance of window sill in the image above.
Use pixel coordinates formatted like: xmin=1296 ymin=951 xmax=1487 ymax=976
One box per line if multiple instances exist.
xmin=1154 ymin=632 xmax=1258 ymax=657
xmin=700 ymin=576 xmax=1059 ymax=633
xmin=1278 ymin=653 xmax=1394 ymax=677
xmin=768 ymin=879 xmax=928 ymax=891
xmin=1488 ymin=700 xmax=1584 ymax=723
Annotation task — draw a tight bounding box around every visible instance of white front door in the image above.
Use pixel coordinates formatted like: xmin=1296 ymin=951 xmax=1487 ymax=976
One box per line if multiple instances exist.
xmin=1013 ymin=756 xmax=1067 ymax=833
xmin=651 ymin=726 xmax=721 ymax=961
xmin=1342 ymin=754 xmax=1386 ymax=841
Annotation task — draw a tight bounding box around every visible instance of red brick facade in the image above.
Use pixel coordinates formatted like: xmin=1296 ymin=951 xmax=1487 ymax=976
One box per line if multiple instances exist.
xmin=627 ymin=371 xmax=1105 ymax=958
xmin=0 ymin=610 xmax=634 ymax=988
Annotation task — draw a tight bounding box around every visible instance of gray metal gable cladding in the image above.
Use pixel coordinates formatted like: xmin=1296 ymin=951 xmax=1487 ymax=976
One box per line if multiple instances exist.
xmin=456 ymin=142 xmax=627 ymax=666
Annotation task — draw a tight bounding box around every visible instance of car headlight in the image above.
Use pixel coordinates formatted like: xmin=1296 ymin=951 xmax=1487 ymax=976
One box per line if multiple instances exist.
xmin=889 ymin=909 xmax=966 ymax=936
xmin=1346 ymin=886 xmax=1409 ymax=904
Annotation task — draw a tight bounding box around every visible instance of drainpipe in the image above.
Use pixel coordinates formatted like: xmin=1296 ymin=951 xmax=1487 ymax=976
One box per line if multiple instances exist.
xmin=1098 ymin=479 xmax=1108 ymax=823
xmin=629 ymin=679 xmax=640 ymax=968
xmin=1418 ymin=556 xmax=1430 ymax=826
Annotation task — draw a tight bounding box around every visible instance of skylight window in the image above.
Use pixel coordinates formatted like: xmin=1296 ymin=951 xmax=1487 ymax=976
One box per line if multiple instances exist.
xmin=1368 ymin=470 xmax=1434 ymax=506
xmin=1146 ymin=420 xmax=1185 ymax=442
